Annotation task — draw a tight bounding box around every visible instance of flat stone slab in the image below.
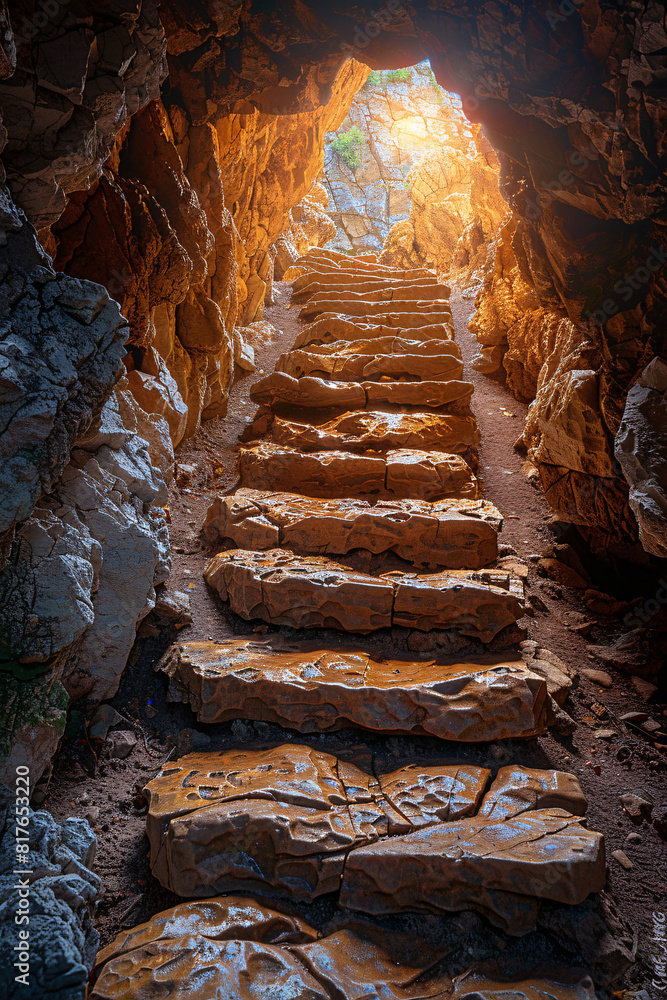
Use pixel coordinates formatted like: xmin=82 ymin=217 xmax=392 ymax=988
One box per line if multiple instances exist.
xmin=315 ymin=309 xmax=454 ymax=330
xmin=140 ymin=746 xmax=603 ymax=928
xmin=239 ymin=442 xmax=479 ymax=499
xmin=204 ymin=488 xmax=501 ymax=567
xmin=292 ymin=278 xmax=449 ymax=302
xmin=249 ymin=371 xmax=474 ymax=411
xmin=276 ymin=347 xmax=463 ymax=383
xmin=269 ymin=410 xmax=480 ymax=456
xmin=295 ymin=335 xmax=460 ymax=357
xmin=203 ymin=547 xmax=524 ymax=640
xmin=294 ymin=317 xmax=455 ymax=348
xmin=162 ymin=638 xmax=549 ymax=739
xmin=91 ymin=892 xmax=598 ymax=1000
xmin=300 ymin=294 xmax=451 ymax=321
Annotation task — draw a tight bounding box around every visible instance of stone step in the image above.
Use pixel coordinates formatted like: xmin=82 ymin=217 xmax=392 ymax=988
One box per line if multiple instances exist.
xmin=275 ymin=348 xmax=464 ymax=383
xmin=292 ymin=279 xmax=451 ymax=303
xmin=300 ymin=296 xmax=451 ymax=321
xmin=204 ymin=489 xmax=501 ymax=567
xmin=249 ymin=371 xmax=474 ymax=412
xmin=203 ymin=548 xmax=524 ymax=639
xmin=267 ymin=410 xmax=480 ymax=457
xmin=91 ymin=894 xmax=598 ymax=1000
xmin=162 ymin=638 xmax=548 ymax=739
xmin=316 ymin=308 xmax=454 ymax=328
xmin=239 ymin=442 xmax=479 ymax=499
xmin=294 ymin=317 xmax=455 ymax=348
xmin=300 ymin=335 xmax=460 ymax=357
xmin=291 ymin=271 xmax=444 ymax=292
xmin=141 ymin=746 xmax=604 ymax=929
xmin=293 ymin=248 xmax=435 ymax=277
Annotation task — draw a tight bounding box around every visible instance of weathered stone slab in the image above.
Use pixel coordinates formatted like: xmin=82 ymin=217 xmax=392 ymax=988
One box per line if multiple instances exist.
xmin=293 ymin=316 xmax=455 ymax=348
xmin=479 ymin=766 xmax=588 ymax=820
xmin=144 ymin=746 xmax=490 ymax=899
xmin=276 ymin=348 xmax=463 ymax=382
xmin=270 ymin=410 xmax=480 ymax=456
xmin=203 ymin=548 xmax=524 ymax=639
xmin=92 ymin=895 xmax=597 ymax=1000
xmin=299 ymin=335 xmax=460 ymax=357
xmin=292 ymin=278 xmax=448 ymax=302
xmin=300 ymin=297 xmax=452 ymax=320
xmin=340 ymin=809 xmax=605 ymax=914
xmin=162 ymin=638 xmax=549 ymax=739
xmin=249 ymin=370 xmax=474 ymax=411
xmin=204 ymin=488 xmax=501 ymax=567
xmin=239 ymin=443 xmax=478 ymax=499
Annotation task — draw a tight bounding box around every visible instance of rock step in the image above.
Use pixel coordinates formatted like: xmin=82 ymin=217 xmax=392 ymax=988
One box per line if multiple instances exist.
xmin=293 ymin=248 xmax=436 ymax=276
xmin=203 ymin=548 xmax=524 ymax=640
xmin=250 ymin=371 xmax=474 ymax=412
xmin=292 ymin=279 xmax=451 ymax=303
xmin=141 ymin=746 xmax=603 ymax=928
xmin=316 ymin=308 xmax=454 ymax=329
xmin=266 ymin=410 xmax=479 ymax=458
xmin=239 ymin=442 xmax=478 ymax=500
xmin=162 ymin=638 xmax=548 ymax=739
xmin=204 ymin=488 xmax=500 ymax=568
xmin=299 ymin=335 xmax=460 ymax=357
xmin=294 ymin=317 xmax=455 ymax=347
xmin=291 ymin=271 xmax=446 ymax=294
xmin=91 ymin=894 xmax=598 ymax=1000
xmin=300 ymin=297 xmax=451 ymax=321
xmin=276 ymin=348 xmax=464 ymax=383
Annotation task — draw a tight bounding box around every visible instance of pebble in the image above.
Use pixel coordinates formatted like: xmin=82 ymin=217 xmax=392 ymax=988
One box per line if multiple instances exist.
xmin=612 ymin=849 xmax=634 ymax=870
xmin=108 ymin=730 xmax=137 ymax=760
xmin=594 ymin=730 xmax=616 ymax=740
xmin=619 ymin=792 xmax=653 ymax=818
xmin=631 ymin=676 xmax=658 ymax=701
xmin=626 ymin=832 xmax=642 ymax=844
xmin=581 ymin=668 xmax=612 ymax=688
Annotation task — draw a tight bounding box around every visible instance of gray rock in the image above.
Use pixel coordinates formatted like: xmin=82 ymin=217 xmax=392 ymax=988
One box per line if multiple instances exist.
xmin=0 ymin=786 xmax=100 ymax=1000
xmin=108 ymin=730 xmax=137 ymax=759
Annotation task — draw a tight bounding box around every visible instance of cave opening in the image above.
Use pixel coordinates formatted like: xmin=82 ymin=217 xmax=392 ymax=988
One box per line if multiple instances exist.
xmin=0 ymin=5 xmax=665 ymax=999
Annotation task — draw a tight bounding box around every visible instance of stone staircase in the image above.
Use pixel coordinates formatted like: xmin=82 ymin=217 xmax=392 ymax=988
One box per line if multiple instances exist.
xmin=91 ymin=248 xmax=605 ymax=999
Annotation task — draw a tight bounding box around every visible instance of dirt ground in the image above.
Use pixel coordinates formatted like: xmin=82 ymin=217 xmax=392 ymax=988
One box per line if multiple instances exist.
xmin=46 ymin=280 xmax=666 ymax=996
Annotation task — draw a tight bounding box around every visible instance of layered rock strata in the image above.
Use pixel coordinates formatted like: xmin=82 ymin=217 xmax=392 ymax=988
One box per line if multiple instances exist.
xmin=293 ymin=317 xmax=455 ymax=348
xmin=90 ymin=895 xmax=598 ymax=1000
xmin=143 ymin=747 xmax=604 ymax=930
xmin=162 ymin=639 xmax=548 ymax=740
xmin=276 ymin=346 xmax=463 ymax=382
xmin=204 ymin=548 xmax=524 ymax=640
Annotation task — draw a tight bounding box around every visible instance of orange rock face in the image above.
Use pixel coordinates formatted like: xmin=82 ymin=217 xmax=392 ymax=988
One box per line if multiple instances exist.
xmin=91 ymin=894 xmax=598 ymax=1000
xmin=163 ymin=638 xmax=549 ymax=739
xmin=293 ymin=317 xmax=455 ymax=349
xmin=203 ymin=548 xmax=524 ymax=640
xmin=239 ymin=442 xmax=478 ymax=499
xmin=204 ymin=489 xmax=500 ymax=567
xmin=140 ymin=746 xmax=603 ymax=927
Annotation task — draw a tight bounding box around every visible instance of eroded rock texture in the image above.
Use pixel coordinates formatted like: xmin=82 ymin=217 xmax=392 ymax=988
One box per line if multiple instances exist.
xmin=142 ymin=746 xmax=603 ymax=931
xmin=0 ymin=787 xmax=100 ymax=1000
xmin=91 ymin=894 xmax=599 ymax=1000
xmin=204 ymin=548 xmax=523 ymax=640
xmin=250 ymin=370 xmax=474 ymax=411
xmin=204 ymin=489 xmax=500 ymax=568
xmin=163 ymin=639 xmax=548 ymax=740
xmin=240 ymin=442 xmax=478 ymax=500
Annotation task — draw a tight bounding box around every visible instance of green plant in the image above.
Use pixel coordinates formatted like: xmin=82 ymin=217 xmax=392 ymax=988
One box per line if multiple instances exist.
xmin=366 ymin=70 xmax=382 ymax=86
xmin=330 ymin=125 xmax=365 ymax=171
xmin=386 ymin=68 xmax=411 ymax=83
